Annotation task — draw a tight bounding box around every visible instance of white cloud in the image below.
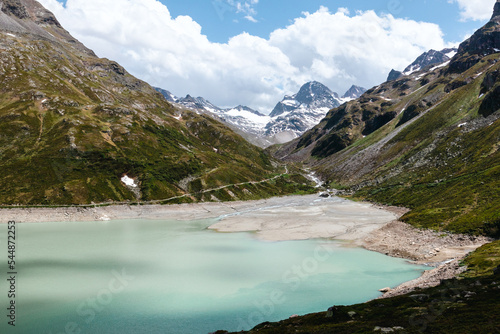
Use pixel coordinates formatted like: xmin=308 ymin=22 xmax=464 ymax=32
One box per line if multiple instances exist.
xmin=38 ymin=0 xmax=450 ymax=114
xmin=449 ymin=0 xmax=496 ymax=21
xmin=229 ymin=0 xmax=258 ymax=18
xmin=244 ymin=15 xmax=258 ymax=23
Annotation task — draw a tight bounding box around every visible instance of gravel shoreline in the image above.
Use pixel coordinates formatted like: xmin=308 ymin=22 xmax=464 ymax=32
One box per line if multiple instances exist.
xmin=362 ymin=219 xmax=491 ymax=298
xmin=0 ymin=194 xmax=490 ymax=298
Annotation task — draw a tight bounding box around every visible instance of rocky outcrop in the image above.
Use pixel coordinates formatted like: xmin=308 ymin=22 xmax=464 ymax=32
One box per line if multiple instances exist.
xmin=1 ymin=0 xmax=29 ymax=19
xmin=386 ymin=48 xmax=457 ymax=82
xmin=0 ymin=0 xmax=94 ymax=55
xmin=448 ymin=1 xmax=500 ymax=73
xmin=387 ymin=69 xmax=403 ymax=82
xmin=493 ymin=0 xmax=500 ymax=20
xmin=494 ymin=265 xmax=500 ymax=275
xmin=342 ymin=85 xmax=367 ymax=99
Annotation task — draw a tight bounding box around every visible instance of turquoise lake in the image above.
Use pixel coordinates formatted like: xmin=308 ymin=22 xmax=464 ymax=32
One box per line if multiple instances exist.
xmin=0 ymin=218 xmax=428 ymax=333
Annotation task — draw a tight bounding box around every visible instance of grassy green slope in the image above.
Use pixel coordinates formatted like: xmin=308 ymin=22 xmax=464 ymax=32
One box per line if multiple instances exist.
xmin=274 ymin=52 xmax=500 ymax=237
xmin=0 ymin=34 xmax=314 ymax=205
xmin=353 ymin=57 xmax=500 ymax=237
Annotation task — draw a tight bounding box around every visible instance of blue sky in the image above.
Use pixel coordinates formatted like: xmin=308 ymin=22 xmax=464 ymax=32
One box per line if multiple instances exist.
xmin=164 ymin=0 xmax=485 ymax=44
xmin=41 ymin=0 xmax=496 ymax=113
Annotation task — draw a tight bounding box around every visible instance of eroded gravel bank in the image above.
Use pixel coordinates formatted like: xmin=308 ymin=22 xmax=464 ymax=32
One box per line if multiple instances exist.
xmin=362 ymin=220 xmax=491 ymax=298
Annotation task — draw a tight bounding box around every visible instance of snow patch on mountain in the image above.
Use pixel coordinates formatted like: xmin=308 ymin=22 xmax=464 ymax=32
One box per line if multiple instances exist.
xmin=225 ymin=107 xmax=270 ymax=125
xmin=445 ymin=50 xmax=457 ymax=58
xmin=121 ymin=175 xmax=137 ymax=188
xmin=431 ymin=61 xmax=451 ymax=71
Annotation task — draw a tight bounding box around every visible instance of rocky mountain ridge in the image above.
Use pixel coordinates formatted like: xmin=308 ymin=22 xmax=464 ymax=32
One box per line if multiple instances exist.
xmin=387 ymin=47 xmax=458 ymax=81
xmin=263 ymin=81 xmax=356 ymax=142
xmin=156 ymin=82 xmax=365 ymax=147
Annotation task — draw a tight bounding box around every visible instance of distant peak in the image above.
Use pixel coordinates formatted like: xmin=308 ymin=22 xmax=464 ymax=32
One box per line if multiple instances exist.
xmin=342 ymin=85 xmax=367 ymax=99
xmin=296 ymin=81 xmax=334 ymax=100
xmin=302 ymin=81 xmax=328 ymax=89
xmin=269 ymin=81 xmax=340 ymax=117
xmin=307 ymin=81 xmax=323 ymax=86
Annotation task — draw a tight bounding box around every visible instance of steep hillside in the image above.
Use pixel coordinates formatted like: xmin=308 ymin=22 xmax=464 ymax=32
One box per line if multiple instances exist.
xmin=273 ymin=4 xmax=500 ymax=237
xmin=0 ymin=0 xmax=313 ymax=206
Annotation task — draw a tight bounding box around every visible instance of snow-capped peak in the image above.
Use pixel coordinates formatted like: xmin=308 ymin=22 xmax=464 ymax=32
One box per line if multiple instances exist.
xmin=401 ymin=48 xmax=458 ymax=76
xmin=155 ymin=81 xmax=365 ymax=148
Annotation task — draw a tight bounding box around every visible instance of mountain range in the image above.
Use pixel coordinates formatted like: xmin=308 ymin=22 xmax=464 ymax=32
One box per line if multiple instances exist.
xmin=2 ymin=0 xmax=497 ymax=230
xmin=0 ymin=0 xmax=314 ymax=205
xmin=156 ymin=82 xmax=366 ymax=147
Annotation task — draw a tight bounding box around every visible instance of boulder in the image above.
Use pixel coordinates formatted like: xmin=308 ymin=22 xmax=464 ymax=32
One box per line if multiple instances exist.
xmin=326 ymin=306 xmax=338 ymax=318
xmin=493 ymin=265 xmax=500 ymax=276
xmin=409 ymin=294 xmax=430 ymax=302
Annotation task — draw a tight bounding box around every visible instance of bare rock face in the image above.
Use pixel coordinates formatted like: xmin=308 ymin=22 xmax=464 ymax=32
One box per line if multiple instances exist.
xmin=493 ymin=0 xmax=500 ymax=21
xmin=448 ymin=0 xmax=500 ymax=73
xmin=1 ymin=0 xmax=61 ymax=25
xmin=1 ymin=0 xmax=30 ymax=19
xmin=494 ymin=265 xmax=500 ymax=276
xmin=387 ymin=69 xmax=403 ymax=82
xmin=0 ymin=0 xmax=94 ymax=55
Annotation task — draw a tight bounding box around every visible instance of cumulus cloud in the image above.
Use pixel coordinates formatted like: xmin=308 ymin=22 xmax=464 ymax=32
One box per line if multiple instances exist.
xmin=38 ymin=0 xmax=451 ymax=113
xmin=449 ymin=0 xmax=496 ymax=21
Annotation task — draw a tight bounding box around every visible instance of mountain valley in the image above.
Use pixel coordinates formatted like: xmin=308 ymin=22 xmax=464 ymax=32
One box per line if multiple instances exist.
xmin=0 ymin=1 xmax=499 ymax=334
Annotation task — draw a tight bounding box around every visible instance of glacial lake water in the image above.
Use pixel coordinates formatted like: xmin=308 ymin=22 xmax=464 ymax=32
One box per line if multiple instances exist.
xmin=0 ymin=218 xmax=428 ymax=334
